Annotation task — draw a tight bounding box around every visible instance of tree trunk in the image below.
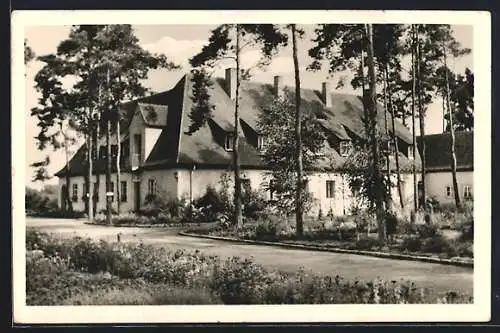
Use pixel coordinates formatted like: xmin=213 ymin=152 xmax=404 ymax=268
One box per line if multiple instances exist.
xmin=382 ymin=68 xmax=391 ymax=210
xmin=360 ymin=46 xmax=374 ymax=213
xmin=61 ymin=124 xmax=73 ymax=213
xmin=87 ymin=128 xmax=94 ymax=221
xmin=416 ymin=27 xmax=426 ymax=209
xmin=292 ymin=24 xmax=304 ymax=237
xmin=365 ymin=24 xmax=386 ymax=242
xmin=411 ymin=24 xmax=418 ymax=212
xmin=116 ymin=118 xmax=121 ymax=215
xmin=442 ymin=40 xmax=462 ymax=209
xmin=106 ymin=118 xmax=112 ymax=224
xmin=93 ymin=121 xmax=100 ymax=217
xmin=105 ymin=68 xmax=113 ymax=225
xmin=389 ymin=95 xmax=405 ymax=209
xmin=233 ymin=24 xmax=243 ymax=230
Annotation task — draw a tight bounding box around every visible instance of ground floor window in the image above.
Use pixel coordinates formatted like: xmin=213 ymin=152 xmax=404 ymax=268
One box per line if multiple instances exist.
xmin=326 ymin=180 xmax=335 ymax=198
xmin=121 ymin=181 xmax=127 ymax=202
xmin=148 ymin=179 xmax=157 ymax=196
xmin=463 ymin=185 xmax=473 ymax=200
xmin=241 ymin=178 xmax=251 ymax=194
xmin=71 ymin=184 xmax=78 ymax=202
xmin=446 ymin=185 xmax=453 ymax=197
xmin=107 ymin=181 xmax=114 ymax=202
xmin=93 ymin=182 xmax=99 ymax=202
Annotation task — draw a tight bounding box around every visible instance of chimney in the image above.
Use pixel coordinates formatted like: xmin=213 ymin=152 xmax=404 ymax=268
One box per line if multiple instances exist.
xmin=225 ymin=68 xmax=237 ymax=100
xmin=322 ymin=81 xmax=332 ymax=107
xmin=274 ymin=75 xmax=284 ymax=98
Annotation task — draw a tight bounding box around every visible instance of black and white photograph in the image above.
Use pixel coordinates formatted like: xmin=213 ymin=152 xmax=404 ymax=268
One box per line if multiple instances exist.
xmin=12 ymin=10 xmax=491 ymax=323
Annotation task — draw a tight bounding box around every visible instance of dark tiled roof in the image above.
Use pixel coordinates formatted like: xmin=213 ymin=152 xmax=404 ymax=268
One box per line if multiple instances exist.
xmin=418 ymin=131 xmax=474 ymax=172
xmin=57 ymin=72 xmax=419 ymax=176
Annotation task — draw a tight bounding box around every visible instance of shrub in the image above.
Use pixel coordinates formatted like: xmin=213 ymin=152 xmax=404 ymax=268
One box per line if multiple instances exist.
xmin=26 ymin=230 xmax=472 ymax=305
xmin=417 ymin=223 xmax=439 ymax=238
xmin=352 ymin=236 xmax=383 ymax=251
xmin=255 ymin=219 xmax=278 ymax=240
xmin=422 ymin=234 xmax=455 ymax=255
xmin=239 ymin=187 xmax=269 ymax=219
xmin=400 ymin=236 xmax=423 ymax=252
xmin=458 ymin=219 xmax=474 ymax=242
xmin=385 ymin=211 xmax=399 ymax=238
xmin=192 ymin=186 xmax=232 ymax=222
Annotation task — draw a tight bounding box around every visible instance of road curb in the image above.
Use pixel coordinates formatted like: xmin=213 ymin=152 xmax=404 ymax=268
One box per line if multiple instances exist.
xmin=83 ymin=222 xmax=208 ymax=229
xmin=179 ymin=232 xmax=473 ymax=268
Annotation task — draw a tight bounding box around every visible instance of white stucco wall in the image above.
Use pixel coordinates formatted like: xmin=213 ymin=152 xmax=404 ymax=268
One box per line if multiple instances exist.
xmin=58 ymin=173 xmax=135 ymax=213
xmin=140 ymin=169 xmax=179 ymax=206
xmin=425 ymin=171 xmax=473 ymax=204
xmin=177 ymin=169 xmax=355 ymax=217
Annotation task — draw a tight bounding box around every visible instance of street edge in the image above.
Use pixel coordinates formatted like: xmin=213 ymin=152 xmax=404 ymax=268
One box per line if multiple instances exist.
xmin=179 ymin=232 xmax=474 ymax=268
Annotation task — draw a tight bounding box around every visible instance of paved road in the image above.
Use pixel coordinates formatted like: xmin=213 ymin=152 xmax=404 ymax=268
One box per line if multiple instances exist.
xmin=26 ymin=218 xmax=473 ymax=296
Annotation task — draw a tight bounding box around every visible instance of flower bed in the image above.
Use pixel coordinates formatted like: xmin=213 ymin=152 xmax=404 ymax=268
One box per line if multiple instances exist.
xmin=188 ymin=216 xmax=473 ymax=262
xmin=26 ymin=229 xmax=472 ymax=304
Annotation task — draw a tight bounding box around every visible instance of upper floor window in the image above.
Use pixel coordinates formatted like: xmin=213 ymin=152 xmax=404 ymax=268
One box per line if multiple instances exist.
xmin=225 ymin=133 xmax=234 ymax=151
xmin=122 ymin=141 xmax=130 ymax=158
xmin=339 ymin=141 xmax=352 ymax=157
xmin=257 ymin=135 xmax=265 ymax=151
xmin=408 ymin=145 xmax=414 ymax=160
xmin=133 ymin=134 xmax=142 ymax=157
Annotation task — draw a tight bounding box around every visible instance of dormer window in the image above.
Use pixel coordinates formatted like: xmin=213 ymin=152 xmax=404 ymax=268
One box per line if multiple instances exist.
xmin=257 ymin=135 xmax=265 ymax=151
xmin=225 ymin=133 xmax=234 ymax=151
xmin=339 ymin=141 xmax=352 ymax=157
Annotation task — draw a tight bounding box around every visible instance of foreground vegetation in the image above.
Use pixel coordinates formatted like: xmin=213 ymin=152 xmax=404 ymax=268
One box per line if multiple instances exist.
xmin=26 ymin=229 xmax=472 ymax=305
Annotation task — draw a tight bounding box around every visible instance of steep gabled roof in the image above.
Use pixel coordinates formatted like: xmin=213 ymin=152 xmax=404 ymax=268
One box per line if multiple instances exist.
xmin=419 ymin=131 xmax=473 ymax=172
xmin=56 ymin=72 xmax=420 ymax=176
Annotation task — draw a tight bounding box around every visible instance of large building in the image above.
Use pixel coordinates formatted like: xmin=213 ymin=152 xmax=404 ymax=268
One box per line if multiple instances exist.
xmin=419 ymin=131 xmax=474 ymax=205
xmin=55 ymin=69 xmax=421 ymax=216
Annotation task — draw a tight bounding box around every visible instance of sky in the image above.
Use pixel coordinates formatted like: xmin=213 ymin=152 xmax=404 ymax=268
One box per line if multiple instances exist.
xmin=24 ymin=24 xmax=473 ymax=189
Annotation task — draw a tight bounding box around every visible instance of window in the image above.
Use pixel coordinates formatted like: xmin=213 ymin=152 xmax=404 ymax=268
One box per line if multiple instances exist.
xmin=269 ymin=179 xmax=276 ymax=201
xmin=93 ymin=182 xmax=99 ymax=202
xmin=71 ymin=184 xmax=78 ymax=202
xmin=339 ymin=141 xmax=352 ymax=157
xmin=122 ymin=141 xmax=130 ymax=158
xmin=446 ymin=185 xmax=453 ymax=197
xmin=120 ymin=181 xmax=127 ymax=202
xmin=326 ymin=180 xmax=335 ymax=198
xmin=148 ymin=179 xmax=157 ymax=195
xmin=225 ymin=133 xmax=234 ymax=151
xmin=99 ymin=146 xmax=106 ymax=159
xmin=133 ymin=134 xmax=142 ymax=159
xmin=257 ymin=135 xmax=265 ymax=151
xmin=408 ymin=146 xmax=414 ymax=160
xmin=107 ymin=181 xmax=114 ymax=202
xmin=463 ymin=185 xmax=473 ymax=200
xmin=111 ymin=145 xmax=118 ymax=158
xmin=241 ymin=178 xmax=251 ymax=194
